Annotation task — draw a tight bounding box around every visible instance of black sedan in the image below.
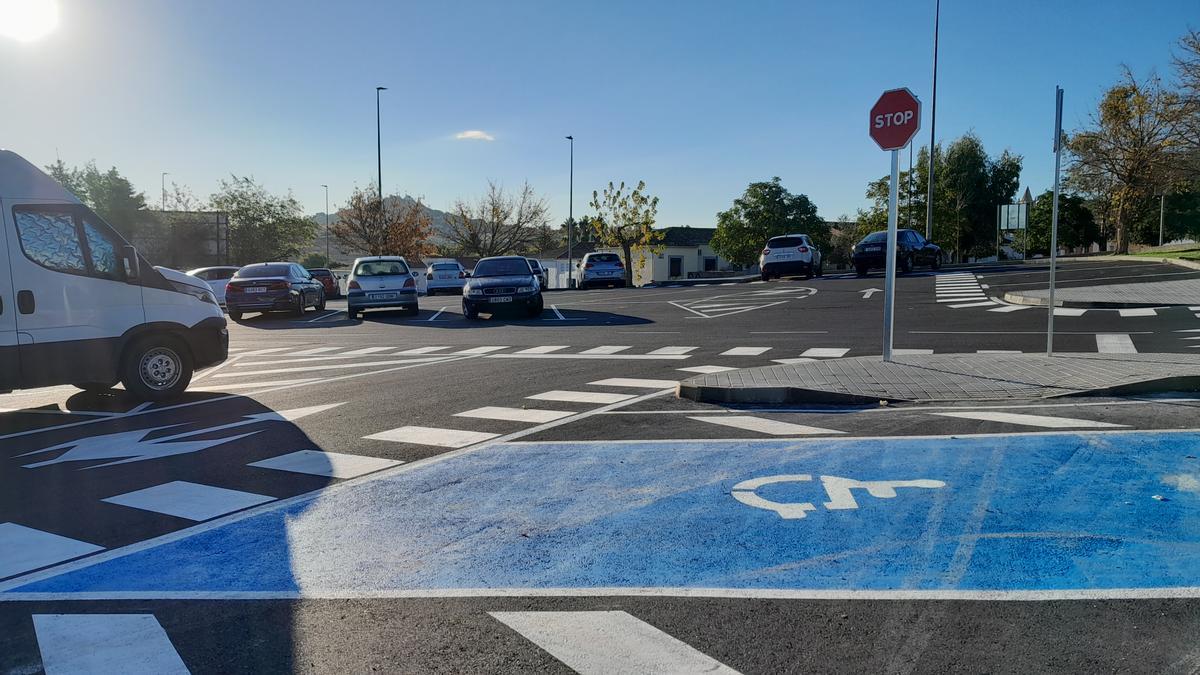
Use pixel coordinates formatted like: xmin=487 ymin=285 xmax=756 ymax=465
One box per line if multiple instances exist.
xmin=225 ymin=262 xmax=326 ymax=320
xmin=851 ymin=229 xmax=942 ymax=276
xmin=462 ymin=256 xmax=544 ymax=319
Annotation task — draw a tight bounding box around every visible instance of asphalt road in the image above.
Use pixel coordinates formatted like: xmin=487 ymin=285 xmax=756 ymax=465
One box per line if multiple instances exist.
xmin=3 ymin=259 xmax=1200 ymax=673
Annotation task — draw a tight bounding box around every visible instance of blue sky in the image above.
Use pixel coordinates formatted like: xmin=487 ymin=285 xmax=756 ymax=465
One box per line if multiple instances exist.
xmin=0 ymin=0 xmax=1192 ymax=226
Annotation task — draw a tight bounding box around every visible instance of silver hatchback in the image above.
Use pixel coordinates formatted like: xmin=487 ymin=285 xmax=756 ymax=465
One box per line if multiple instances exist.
xmin=578 ymin=252 xmax=626 ymax=289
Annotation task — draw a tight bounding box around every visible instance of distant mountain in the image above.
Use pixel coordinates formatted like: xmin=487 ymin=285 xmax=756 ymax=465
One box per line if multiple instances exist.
xmin=302 ymin=196 xmax=456 ymax=263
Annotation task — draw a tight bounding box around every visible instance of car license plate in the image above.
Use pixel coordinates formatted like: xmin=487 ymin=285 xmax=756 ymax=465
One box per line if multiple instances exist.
xmin=598 ymin=271 xmax=613 ymax=276
xmin=775 ymin=254 xmax=793 ymax=259
xmin=864 ymin=245 xmax=882 ymax=252
xmin=490 ymin=296 xmax=512 ymax=303
xmin=369 ymin=292 xmax=398 ymax=300
xmin=246 ymin=287 xmax=266 ymax=293
xmin=437 ymin=274 xmax=452 ymax=280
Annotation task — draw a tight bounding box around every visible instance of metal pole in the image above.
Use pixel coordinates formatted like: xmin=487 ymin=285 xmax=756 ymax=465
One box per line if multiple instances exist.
xmin=883 ymin=149 xmax=900 ymax=362
xmin=1158 ymin=193 xmax=1165 ymax=246
xmin=924 ymin=0 xmax=939 ymax=240
xmin=1047 ymin=86 xmax=1064 ymax=357
xmin=376 ymin=87 xmax=386 ymax=211
xmin=322 ymin=184 xmax=330 ymax=263
xmin=161 ymin=172 xmax=169 ymax=211
xmin=566 ymin=135 xmax=574 ymax=289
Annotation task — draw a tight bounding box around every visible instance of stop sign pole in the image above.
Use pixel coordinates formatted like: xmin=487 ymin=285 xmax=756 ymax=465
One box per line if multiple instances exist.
xmin=869 ymin=88 xmax=921 ymax=362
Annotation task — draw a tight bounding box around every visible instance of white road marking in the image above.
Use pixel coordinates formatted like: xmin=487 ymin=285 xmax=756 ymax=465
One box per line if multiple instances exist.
xmin=937 ymin=296 xmax=987 ymax=302
xmin=689 ymin=415 xmax=843 ymax=435
xmin=490 ymin=611 xmax=738 ymax=675
xmin=427 ymin=307 xmax=447 ymax=321
xmin=976 ymin=350 xmax=1022 ymax=353
xmin=236 ymin=347 xmax=293 ymax=356
xmin=1118 ymin=308 xmax=1157 ymax=317
xmin=0 ymin=523 xmax=103 ymax=579
xmin=932 ymin=411 xmax=1127 ymax=428
xmin=304 ymin=310 xmax=340 ymax=323
xmin=646 ymin=346 xmax=698 ymax=355
xmin=342 ymin=346 xmax=394 ymax=355
xmin=988 ymin=304 xmax=1032 ymax=312
xmin=364 ymin=426 xmax=499 ymax=448
xmin=103 ymin=481 xmax=275 ymax=521
xmin=214 ymin=356 xmax=448 ymax=378
xmin=291 ymin=346 xmax=342 ymax=355
xmin=800 ymin=347 xmax=850 ymax=358
xmin=1096 ymin=333 xmax=1137 ymax=353
xmin=893 ymin=348 xmax=934 ymax=355
xmin=526 ymin=390 xmax=635 ymax=404
xmin=1191 ymin=306 xmax=1200 ymax=311
xmin=1054 ymin=307 xmax=1088 ymax=316
xmin=515 ymin=345 xmax=570 ymax=354
xmin=678 ymin=365 xmax=738 ymax=374
xmin=190 ymin=377 xmax=321 ymax=391
xmin=772 ymin=357 xmax=818 ymax=364
xmin=454 ymin=406 xmax=575 ymax=423
xmin=455 ymin=345 xmax=509 ymax=354
xmin=488 ymin=353 xmax=692 ymax=361
xmin=720 ymin=346 xmax=771 ymax=356
xmin=34 ymin=614 xmax=189 ymax=674
xmin=395 ymin=346 xmax=451 ymax=354
xmin=248 ymin=450 xmax=401 ymax=479
xmin=580 ymin=345 xmax=631 ymax=355
xmin=947 ymin=301 xmax=998 ymax=308
xmin=589 ymin=378 xmax=678 ymax=389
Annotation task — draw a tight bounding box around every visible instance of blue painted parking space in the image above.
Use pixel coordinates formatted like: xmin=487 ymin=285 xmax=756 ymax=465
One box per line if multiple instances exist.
xmin=9 ymin=430 xmax=1200 ymax=595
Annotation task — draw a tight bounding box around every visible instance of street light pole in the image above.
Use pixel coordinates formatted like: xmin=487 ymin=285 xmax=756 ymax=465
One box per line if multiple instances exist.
xmin=376 ymin=86 xmax=387 ymax=208
xmin=321 ymin=184 xmax=330 ymax=263
xmin=1158 ymin=192 xmax=1166 ymax=247
xmin=924 ymin=0 xmax=940 ymax=241
xmin=161 ymin=172 xmax=169 ymax=211
xmin=566 ymin=135 xmax=574 ymax=289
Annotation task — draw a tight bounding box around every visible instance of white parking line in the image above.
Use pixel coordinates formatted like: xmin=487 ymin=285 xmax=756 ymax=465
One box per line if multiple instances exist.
xmin=395 ymin=346 xmax=452 ymax=355
xmin=292 ymin=346 xmax=342 ymax=355
xmin=646 ymin=346 xmax=698 ymax=355
xmin=1096 ymin=333 xmax=1138 ymax=353
xmin=455 ymin=406 xmax=576 ymax=423
xmin=580 ymin=345 xmax=631 ymax=354
xmin=1054 ymin=307 xmax=1088 ymax=316
xmin=527 ymin=390 xmax=635 ymax=404
xmin=342 ymin=346 xmax=394 ymax=356
xmin=34 ymin=614 xmax=189 ymax=674
xmin=304 ymin=310 xmax=340 ymax=323
xmin=214 ymin=356 xmax=448 ymax=378
xmin=454 ymin=346 xmax=509 ymax=354
xmin=364 ymin=426 xmax=500 ymax=448
xmin=720 ymin=346 xmax=771 ymax=356
xmin=427 ymin=307 xmax=447 ymax=321
xmin=689 ymin=415 xmax=843 ymax=436
xmin=515 ymin=345 xmax=570 ymax=354
xmin=490 ymin=611 xmax=738 ymax=675
xmin=932 ymin=411 xmax=1127 ymax=429
xmin=589 ymin=378 xmax=678 ymax=389
xmin=893 ymin=348 xmax=935 ymax=355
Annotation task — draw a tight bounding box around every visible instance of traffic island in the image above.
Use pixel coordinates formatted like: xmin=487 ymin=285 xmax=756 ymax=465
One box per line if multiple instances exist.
xmin=1002 ymin=278 xmax=1200 ymax=309
xmin=676 ymin=353 xmax=1200 ymax=404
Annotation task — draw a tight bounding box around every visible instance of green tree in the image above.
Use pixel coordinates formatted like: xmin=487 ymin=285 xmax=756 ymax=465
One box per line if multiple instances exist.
xmin=1025 ymin=191 xmax=1098 ymax=255
xmin=210 ymin=176 xmax=317 ymax=263
xmin=44 ymin=160 xmax=152 ymax=240
xmin=710 ymin=178 xmax=825 ymax=268
xmin=1067 ymin=68 xmax=1189 ymax=253
xmin=589 ymin=180 xmax=663 ymax=286
xmin=300 ymin=252 xmax=331 ymax=268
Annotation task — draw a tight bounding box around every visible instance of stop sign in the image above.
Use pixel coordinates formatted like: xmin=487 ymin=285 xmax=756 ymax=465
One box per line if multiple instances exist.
xmin=869 ymin=88 xmax=921 ymax=151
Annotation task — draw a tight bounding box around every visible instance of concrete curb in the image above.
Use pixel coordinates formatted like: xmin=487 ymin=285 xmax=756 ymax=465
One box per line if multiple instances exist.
xmin=999 ymin=291 xmax=1167 ymax=310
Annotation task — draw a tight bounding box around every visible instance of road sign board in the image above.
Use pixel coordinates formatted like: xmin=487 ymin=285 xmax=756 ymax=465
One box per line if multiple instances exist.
xmin=869 ymin=88 xmax=922 ymax=150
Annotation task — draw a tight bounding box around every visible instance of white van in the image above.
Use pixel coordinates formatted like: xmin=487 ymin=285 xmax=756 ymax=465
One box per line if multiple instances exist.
xmin=0 ymin=150 xmax=228 ymax=400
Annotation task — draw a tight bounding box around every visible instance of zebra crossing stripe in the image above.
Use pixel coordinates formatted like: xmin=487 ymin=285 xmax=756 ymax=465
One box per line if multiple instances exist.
xmin=454 ymin=406 xmax=575 ymax=423
xmin=646 ymin=346 xmax=698 ymax=355
xmin=490 ymin=611 xmax=739 ymax=675
xmin=1096 ymin=333 xmax=1137 ymax=353
xmin=33 ymin=614 xmax=189 ymax=674
xmin=989 ymin=304 xmax=1032 ymax=312
xmin=364 ymin=426 xmax=500 ymax=448
xmin=932 ymin=411 xmax=1127 ymax=429
xmin=800 ymin=347 xmax=850 ymax=358
xmin=690 ymin=415 xmax=843 ymax=436
xmin=720 ymin=347 xmax=772 ymax=356
xmin=948 ymin=301 xmax=997 ymax=308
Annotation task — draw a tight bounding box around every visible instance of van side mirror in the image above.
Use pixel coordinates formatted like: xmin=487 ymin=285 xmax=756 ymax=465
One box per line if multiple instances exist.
xmin=122 ymin=245 xmax=140 ymax=280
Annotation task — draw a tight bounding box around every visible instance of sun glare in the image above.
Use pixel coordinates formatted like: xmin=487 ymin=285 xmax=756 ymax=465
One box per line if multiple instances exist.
xmin=0 ymin=0 xmax=59 ymax=43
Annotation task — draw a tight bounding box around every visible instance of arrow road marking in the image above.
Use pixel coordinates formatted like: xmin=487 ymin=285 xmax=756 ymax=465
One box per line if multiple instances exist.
xmin=860 ymin=288 xmax=882 ymax=299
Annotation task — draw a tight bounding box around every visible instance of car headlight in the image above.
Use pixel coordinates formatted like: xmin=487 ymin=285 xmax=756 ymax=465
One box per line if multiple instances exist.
xmin=172 ymin=281 xmax=217 ymax=305
xmin=516 ymin=286 xmax=535 ymax=294
xmin=467 ymin=288 xmax=484 ymax=296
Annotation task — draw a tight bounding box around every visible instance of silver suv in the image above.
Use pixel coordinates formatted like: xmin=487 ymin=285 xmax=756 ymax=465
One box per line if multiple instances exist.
xmin=578 ymin=252 xmax=626 ymax=289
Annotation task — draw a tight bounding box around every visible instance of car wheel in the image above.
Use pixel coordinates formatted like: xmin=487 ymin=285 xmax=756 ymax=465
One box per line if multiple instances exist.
xmin=526 ymin=296 xmax=544 ymax=318
xmin=856 ymin=265 xmax=868 ymax=277
xmin=316 ymin=293 xmax=326 ymax=311
xmin=462 ymin=301 xmax=479 ymax=320
xmin=404 ymin=305 xmax=419 ymax=317
xmin=931 ymin=255 xmax=941 ymax=270
xmin=292 ymin=296 xmax=306 ymax=316
xmin=816 ymin=261 xmax=824 ymax=277
xmin=73 ymin=382 xmax=115 ymax=393
xmin=760 ymin=272 xmax=770 ymax=282
xmin=804 ymin=266 xmax=813 ymax=279
xmin=900 ymin=255 xmax=913 ymax=274
xmin=121 ymin=335 xmax=193 ymax=401
xmin=347 ymin=309 xmax=358 ymax=320
xmin=228 ymin=310 xmax=243 ymax=321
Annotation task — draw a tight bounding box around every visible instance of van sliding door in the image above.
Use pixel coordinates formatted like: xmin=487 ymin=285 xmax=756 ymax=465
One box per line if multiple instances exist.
xmin=0 ymin=200 xmax=18 ymax=390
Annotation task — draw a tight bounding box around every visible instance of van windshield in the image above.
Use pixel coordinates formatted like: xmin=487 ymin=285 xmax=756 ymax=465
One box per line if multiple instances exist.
xmin=236 ymin=264 xmax=291 ymax=278
xmin=355 ymin=261 xmax=410 ymax=276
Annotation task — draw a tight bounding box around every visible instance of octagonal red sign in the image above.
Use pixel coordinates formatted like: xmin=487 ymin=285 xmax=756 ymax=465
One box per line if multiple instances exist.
xmin=869 ymin=88 xmax=921 ymax=151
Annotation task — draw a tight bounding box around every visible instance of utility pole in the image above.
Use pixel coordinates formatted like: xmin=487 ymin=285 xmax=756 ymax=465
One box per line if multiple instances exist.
xmin=924 ymin=0 xmax=940 ymax=240
xmin=376 ymin=86 xmax=387 ymax=217
xmin=566 ymin=135 xmax=574 ymax=289
xmin=1047 ymin=86 xmax=1064 ymax=357
xmin=321 ymin=184 xmax=330 ymax=263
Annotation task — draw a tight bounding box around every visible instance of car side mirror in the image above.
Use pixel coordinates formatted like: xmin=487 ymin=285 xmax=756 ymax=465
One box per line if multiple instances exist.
xmin=122 ymin=245 xmax=140 ymax=281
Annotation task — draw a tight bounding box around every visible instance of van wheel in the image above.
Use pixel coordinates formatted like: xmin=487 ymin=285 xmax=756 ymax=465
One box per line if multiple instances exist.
xmin=73 ymin=382 xmax=114 ymax=393
xmin=121 ymin=336 xmax=193 ymax=401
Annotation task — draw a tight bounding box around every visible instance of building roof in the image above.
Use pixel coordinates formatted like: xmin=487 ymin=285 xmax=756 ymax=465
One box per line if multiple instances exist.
xmin=660 ymin=226 xmax=715 ymax=247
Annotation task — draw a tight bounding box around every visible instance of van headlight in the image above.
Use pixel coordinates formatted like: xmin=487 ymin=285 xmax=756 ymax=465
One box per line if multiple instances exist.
xmin=172 ymin=281 xmax=217 ymax=305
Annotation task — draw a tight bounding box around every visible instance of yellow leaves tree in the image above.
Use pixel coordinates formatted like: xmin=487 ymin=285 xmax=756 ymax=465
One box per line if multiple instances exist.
xmin=589 ymin=180 xmax=664 ymax=286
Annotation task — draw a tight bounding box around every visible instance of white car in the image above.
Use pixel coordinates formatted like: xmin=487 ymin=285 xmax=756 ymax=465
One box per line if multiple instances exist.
xmin=759 ymin=233 xmax=823 ymax=281
xmin=0 ymin=150 xmax=227 ymax=400
xmin=186 ymin=265 xmax=241 ymax=308
xmin=425 ymin=261 xmax=467 ymax=295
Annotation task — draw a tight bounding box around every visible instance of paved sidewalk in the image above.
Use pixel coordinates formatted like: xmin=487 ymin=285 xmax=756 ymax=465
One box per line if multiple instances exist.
xmin=677 ymin=353 xmax=1200 ymax=404
xmin=1004 ymin=278 xmax=1200 ymax=308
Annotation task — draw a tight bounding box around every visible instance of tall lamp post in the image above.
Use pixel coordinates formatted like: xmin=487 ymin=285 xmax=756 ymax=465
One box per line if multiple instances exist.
xmin=1157 ymin=190 xmax=1167 ymax=247
xmin=565 ymin=135 xmax=574 ymax=289
xmin=924 ymin=0 xmax=940 ymax=242
xmin=376 ymin=86 xmax=387 ymax=207
xmin=161 ymin=172 xmax=169 ymax=211
xmin=321 ymin=184 xmax=330 ymax=263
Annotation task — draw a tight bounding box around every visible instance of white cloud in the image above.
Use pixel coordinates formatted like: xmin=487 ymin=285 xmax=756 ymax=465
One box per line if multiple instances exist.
xmin=455 ymin=130 xmax=495 ymax=141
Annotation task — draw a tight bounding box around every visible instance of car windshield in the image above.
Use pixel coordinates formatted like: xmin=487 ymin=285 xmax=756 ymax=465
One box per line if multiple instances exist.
xmin=235 ymin=264 xmax=291 ymax=278
xmin=355 ymin=261 xmax=409 ymax=276
xmin=473 ymin=259 xmax=533 ymax=277
xmin=588 ymin=254 xmax=620 ymax=264
xmin=768 ymin=237 xmax=804 ymax=248
xmin=861 ymin=232 xmax=889 ymax=244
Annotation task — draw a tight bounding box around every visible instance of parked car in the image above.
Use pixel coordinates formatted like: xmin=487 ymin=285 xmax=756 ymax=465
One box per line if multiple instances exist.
xmin=426 ymin=261 xmax=468 ymax=295
xmin=851 ymin=228 xmax=943 ymax=276
xmin=578 ymin=252 xmax=625 ymax=289
xmin=225 ymin=262 xmax=326 ymax=320
xmin=307 ymin=267 xmax=341 ymax=299
xmin=759 ymin=234 xmax=823 ymax=280
xmin=0 ymin=150 xmax=227 ymax=401
xmin=526 ymin=258 xmax=548 ymax=289
xmin=346 ymin=256 xmax=419 ymax=319
xmin=462 ymin=255 xmax=544 ymax=319
xmin=186 ymin=265 xmax=241 ymax=308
